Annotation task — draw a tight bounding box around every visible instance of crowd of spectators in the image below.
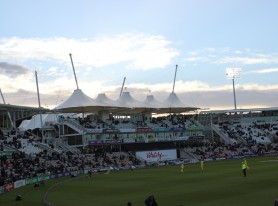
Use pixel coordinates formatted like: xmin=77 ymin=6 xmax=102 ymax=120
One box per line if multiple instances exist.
xmin=1 ymin=137 xmax=278 ymax=187
xmin=0 ymin=145 xmax=137 ymax=187
xmin=217 ymin=121 xmax=278 ymax=144
xmin=182 ymin=142 xmax=254 ymax=160
xmin=1 ymin=113 xmax=278 ymax=188
xmin=64 ymin=114 xmax=198 ymax=133
xmin=0 ymin=128 xmax=140 ymax=187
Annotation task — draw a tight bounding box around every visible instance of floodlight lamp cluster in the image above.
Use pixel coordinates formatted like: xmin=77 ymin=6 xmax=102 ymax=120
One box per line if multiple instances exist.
xmin=226 ymin=68 xmax=241 ymax=79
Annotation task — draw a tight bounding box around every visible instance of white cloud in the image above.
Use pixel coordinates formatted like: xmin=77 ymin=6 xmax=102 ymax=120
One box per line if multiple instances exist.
xmin=244 ymin=68 xmax=278 ymax=74
xmin=233 ymin=50 xmax=243 ymax=54
xmin=214 ymin=55 xmax=278 ymax=65
xmin=46 ymin=67 xmax=58 ymax=75
xmin=187 ymin=51 xmax=199 ymax=55
xmin=0 ymin=73 xmax=34 ymax=93
xmin=114 ymin=80 xmax=278 ymax=95
xmin=0 ymin=34 xmax=179 ymax=70
xmin=183 ymin=48 xmax=278 ymax=66
xmin=183 ymin=57 xmax=209 ymax=62
xmin=238 ymin=83 xmax=278 ymax=91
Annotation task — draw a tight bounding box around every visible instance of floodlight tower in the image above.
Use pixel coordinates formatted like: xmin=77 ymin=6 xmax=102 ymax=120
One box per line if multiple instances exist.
xmin=226 ymin=68 xmax=241 ymax=110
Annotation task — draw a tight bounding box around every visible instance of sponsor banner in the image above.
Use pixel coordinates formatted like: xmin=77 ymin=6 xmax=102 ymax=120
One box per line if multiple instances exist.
xmin=26 ymin=178 xmax=32 ymax=185
xmin=49 ymin=171 xmax=82 ymax=179
xmin=188 ymin=136 xmax=204 ymax=140
xmin=0 ymin=151 xmax=13 ymax=157
xmin=230 ymin=155 xmax=245 ymax=159
xmin=156 ymin=137 xmax=171 ymax=142
xmin=86 ymin=129 xmax=103 ymax=133
xmin=215 ymin=157 xmax=226 ymax=161
xmin=147 ymin=137 xmax=156 ymax=142
xmin=26 ymin=177 xmax=39 ymax=185
xmin=187 ymin=126 xmax=204 ymax=131
xmin=123 ymin=139 xmax=135 ymax=143
xmin=84 ymin=169 xmax=91 ymax=174
xmin=70 ymin=170 xmax=83 ymax=176
xmin=137 ymin=128 xmax=153 ymax=133
xmin=204 ymin=158 xmax=214 ymax=162
xmin=152 ymin=127 xmax=170 ymax=132
xmin=175 ymin=136 xmax=189 ymax=141
xmin=170 ymin=128 xmax=185 ymax=132
xmin=4 ymin=183 xmax=14 ymax=192
xmin=136 ymin=149 xmax=177 ymax=162
xmin=37 ymin=175 xmax=50 ymax=181
xmin=32 ymin=177 xmax=39 ymax=183
xmin=50 ymin=174 xmax=57 ymax=179
xmin=88 ymin=140 xmax=104 ymax=145
xmin=89 ymin=140 xmax=124 ymax=145
xmin=57 ymin=173 xmax=63 ymax=178
xmin=50 ymin=173 xmax=65 ymax=179
xmin=119 ymin=128 xmax=136 ymax=133
xmin=0 ymin=186 xmax=3 ymax=194
xmin=14 ymin=180 xmax=26 ymax=189
xmin=103 ymin=129 xmax=119 ymax=133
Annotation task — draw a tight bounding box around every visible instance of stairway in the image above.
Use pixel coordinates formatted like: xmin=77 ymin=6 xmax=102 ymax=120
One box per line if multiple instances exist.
xmin=180 ymin=149 xmax=198 ymax=160
xmin=54 ymin=139 xmax=81 ymax=155
xmin=35 ymin=142 xmax=61 ymax=154
xmin=211 ymin=124 xmax=236 ymax=144
xmin=63 ymin=119 xmax=87 ymax=134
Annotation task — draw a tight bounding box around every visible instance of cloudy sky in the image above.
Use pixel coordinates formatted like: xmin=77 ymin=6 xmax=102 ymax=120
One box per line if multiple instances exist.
xmin=0 ymin=0 xmax=278 ymax=110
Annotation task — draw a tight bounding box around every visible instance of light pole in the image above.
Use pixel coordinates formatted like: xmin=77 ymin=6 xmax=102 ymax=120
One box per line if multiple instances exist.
xmin=226 ymin=68 xmax=241 ymax=110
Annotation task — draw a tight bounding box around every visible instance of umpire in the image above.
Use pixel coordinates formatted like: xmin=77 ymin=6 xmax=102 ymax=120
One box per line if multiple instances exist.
xmin=144 ymin=195 xmax=158 ymax=206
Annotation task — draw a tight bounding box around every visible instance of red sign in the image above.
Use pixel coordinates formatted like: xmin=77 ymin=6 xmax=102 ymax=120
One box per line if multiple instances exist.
xmin=4 ymin=182 xmax=14 ymax=192
xmin=137 ymin=128 xmax=152 ymax=133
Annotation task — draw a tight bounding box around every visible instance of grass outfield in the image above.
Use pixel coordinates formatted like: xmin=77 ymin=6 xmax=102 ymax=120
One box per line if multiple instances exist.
xmin=1 ymin=156 xmax=278 ymax=206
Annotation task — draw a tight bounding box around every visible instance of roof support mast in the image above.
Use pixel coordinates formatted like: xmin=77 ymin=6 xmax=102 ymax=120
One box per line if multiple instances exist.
xmin=0 ymin=89 xmax=14 ymax=128
xmin=0 ymin=89 xmax=6 ymax=104
xmin=69 ymin=53 xmax=79 ymax=90
xmin=119 ymin=76 xmax=126 ymax=97
xmin=172 ymin=64 xmax=178 ymax=93
xmin=35 ymin=71 xmax=44 ymax=142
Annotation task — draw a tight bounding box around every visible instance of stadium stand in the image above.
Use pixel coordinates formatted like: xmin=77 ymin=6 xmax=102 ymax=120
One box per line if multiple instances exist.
xmin=1 ymin=107 xmax=278 ymax=196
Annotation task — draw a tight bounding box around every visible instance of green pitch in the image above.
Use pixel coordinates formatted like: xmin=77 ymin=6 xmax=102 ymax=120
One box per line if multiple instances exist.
xmin=1 ymin=156 xmax=278 ymax=206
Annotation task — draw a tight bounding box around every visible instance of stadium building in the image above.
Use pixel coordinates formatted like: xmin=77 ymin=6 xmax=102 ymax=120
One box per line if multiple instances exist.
xmin=1 ymin=88 xmax=278 ymax=157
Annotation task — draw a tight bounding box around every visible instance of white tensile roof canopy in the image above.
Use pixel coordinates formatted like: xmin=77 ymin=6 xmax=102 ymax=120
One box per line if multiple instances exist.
xmin=95 ymin=93 xmax=117 ymax=107
xmin=116 ymin=91 xmax=145 ymax=108
xmin=164 ymin=92 xmax=184 ymax=107
xmin=144 ymin=94 xmax=164 ymax=108
xmin=54 ymin=89 xmax=199 ymax=114
xmin=55 ymin=89 xmax=95 ymax=109
xmin=54 ymin=89 xmax=111 ymax=113
xmin=18 ymin=113 xmax=58 ymax=131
